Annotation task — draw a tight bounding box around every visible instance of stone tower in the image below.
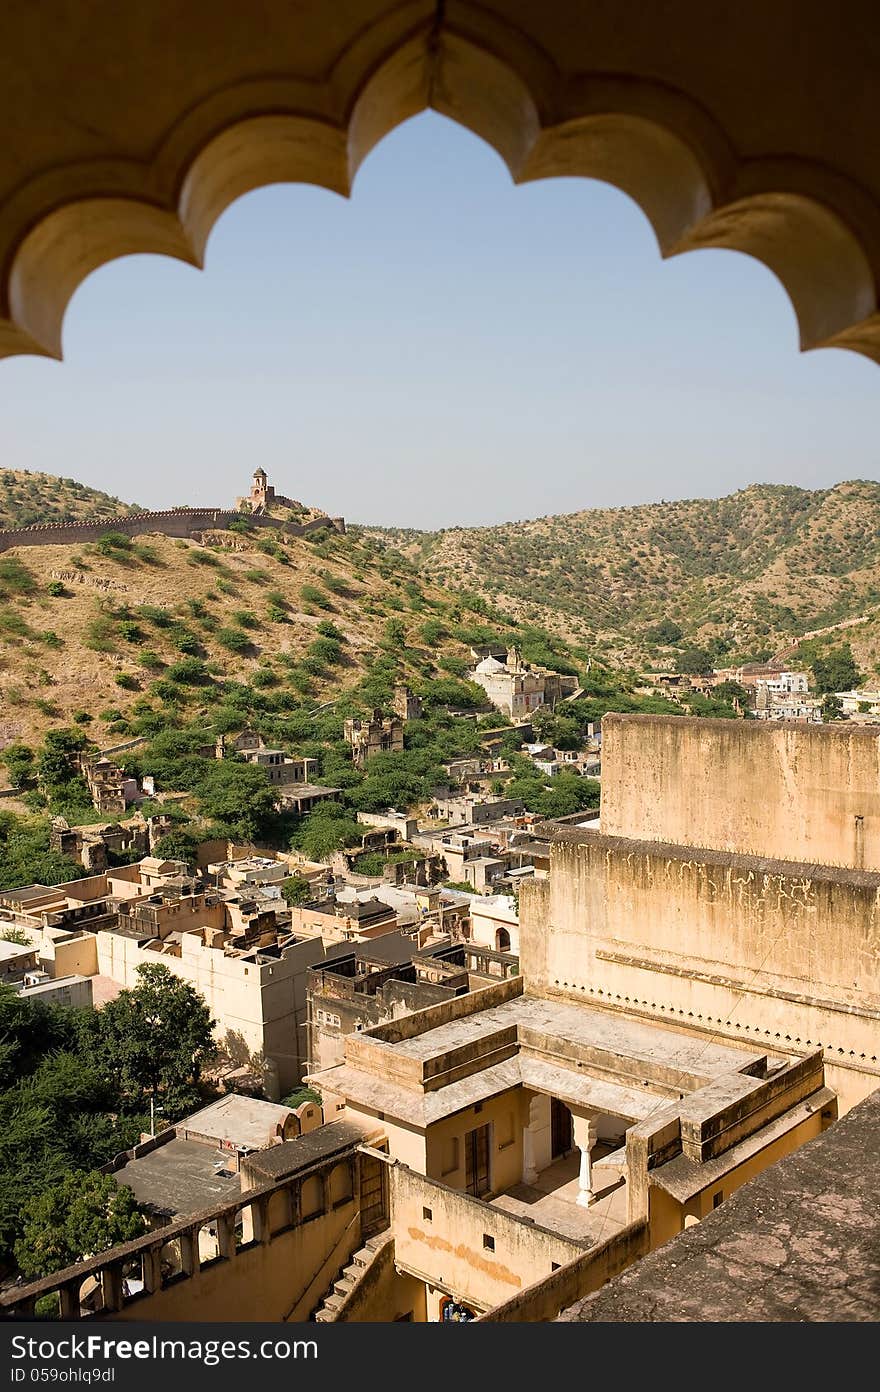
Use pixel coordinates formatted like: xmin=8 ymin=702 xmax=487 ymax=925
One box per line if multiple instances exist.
xmin=394 ymin=685 xmax=422 ymax=722
xmin=249 ymin=468 xmax=275 ymax=511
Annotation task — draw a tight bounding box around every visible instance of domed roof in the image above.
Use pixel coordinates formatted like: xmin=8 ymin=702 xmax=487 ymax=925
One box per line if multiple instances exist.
xmin=476 ymin=655 xmax=506 ymax=674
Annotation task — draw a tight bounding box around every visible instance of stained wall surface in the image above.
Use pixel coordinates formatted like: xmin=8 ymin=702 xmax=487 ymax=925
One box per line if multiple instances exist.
xmin=520 ymin=833 xmax=880 ymax=1113
xmin=601 ymin=715 xmax=880 ymax=871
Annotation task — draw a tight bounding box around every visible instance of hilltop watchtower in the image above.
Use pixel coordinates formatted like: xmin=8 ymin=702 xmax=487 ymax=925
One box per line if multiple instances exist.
xmin=249 ymin=468 xmax=274 ymax=511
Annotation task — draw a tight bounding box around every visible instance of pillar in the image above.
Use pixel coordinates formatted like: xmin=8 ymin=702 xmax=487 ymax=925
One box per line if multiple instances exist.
xmin=216 ymin=1211 xmax=238 ymax=1260
xmin=572 ymin=1112 xmax=599 ymax=1208
xmin=58 ymin=1282 xmax=81 ymax=1319
xmin=179 ymin=1228 xmax=199 ymax=1276
xmin=142 ymin=1246 xmax=162 ymax=1293
xmin=522 ymin=1093 xmax=552 ymax=1185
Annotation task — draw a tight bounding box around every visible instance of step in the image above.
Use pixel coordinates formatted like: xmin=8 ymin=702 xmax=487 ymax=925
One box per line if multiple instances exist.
xmin=341 ymin=1264 xmax=362 ymax=1282
xmin=351 ymin=1247 xmax=373 ymax=1267
xmin=320 ymin=1293 xmax=344 ymax=1314
xmin=333 ymin=1278 xmax=354 ymax=1298
xmin=314 ymin=1309 xmax=335 ymax=1324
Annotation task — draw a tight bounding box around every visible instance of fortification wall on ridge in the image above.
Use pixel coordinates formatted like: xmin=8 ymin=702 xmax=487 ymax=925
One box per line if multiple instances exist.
xmin=0 ymin=509 xmax=345 ymax=551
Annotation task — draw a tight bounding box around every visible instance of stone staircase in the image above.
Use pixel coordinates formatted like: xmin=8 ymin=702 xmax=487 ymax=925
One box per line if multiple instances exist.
xmin=312 ymin=1233 xmax=390 ymax=1323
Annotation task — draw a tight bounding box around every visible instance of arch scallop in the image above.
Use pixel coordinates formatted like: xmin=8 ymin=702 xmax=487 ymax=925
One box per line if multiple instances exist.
xmin=0 ymin=12 xmax=878 ymax=365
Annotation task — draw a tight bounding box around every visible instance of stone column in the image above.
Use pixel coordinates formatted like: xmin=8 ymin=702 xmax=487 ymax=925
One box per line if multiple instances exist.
xmin=572 ymin=1113 xmax=599 ymax=1208
xmin=522 ymin=1093 xmax=552 ymax=1185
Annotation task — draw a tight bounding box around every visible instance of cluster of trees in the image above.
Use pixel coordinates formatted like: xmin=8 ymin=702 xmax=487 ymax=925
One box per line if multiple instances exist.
xmin=807 ymin=643 xmax=862 ymax=695
xmin=0 ymin=810 xmax=81 ymax=891
xmin=0 ymin=726 xmax=95 ymax=822
xmin=0 ymin=964 xmax=216 ymax=1278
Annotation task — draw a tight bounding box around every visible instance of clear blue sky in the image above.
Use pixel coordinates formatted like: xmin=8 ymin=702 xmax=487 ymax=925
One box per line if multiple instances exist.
xmin=2 ymin=112 xmax=878 ymax=529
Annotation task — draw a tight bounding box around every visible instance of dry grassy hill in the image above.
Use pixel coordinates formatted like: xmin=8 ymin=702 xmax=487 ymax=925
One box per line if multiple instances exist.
xmin=0 ymin=469 xmax=141 ymax=528
xmin=374 ymin=480 xmax=880 ymax=672
xmin=0 ymin=490 xmax=521 ymax=750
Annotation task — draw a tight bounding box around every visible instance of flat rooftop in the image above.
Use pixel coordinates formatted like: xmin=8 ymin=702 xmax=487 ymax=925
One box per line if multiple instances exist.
xmin=560 ymin=1087 xmax=880 ymax=1323
xmin=311 ymin=993 xmax=771 ymax=1129
xmin=381 ymin=994 xmax=764 ymax=1081
xmin=113 ymin=1138 xmax=241 ymax=1218
xmin=178 ymin=1095 xmax=299 ymax=1150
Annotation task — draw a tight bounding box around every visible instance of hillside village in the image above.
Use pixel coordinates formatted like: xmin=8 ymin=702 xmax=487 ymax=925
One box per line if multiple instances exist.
xmin=0 ymin=0 xmax=878 ymax=1338
xmin=0 ymin=466 xmax=878 ymax=1323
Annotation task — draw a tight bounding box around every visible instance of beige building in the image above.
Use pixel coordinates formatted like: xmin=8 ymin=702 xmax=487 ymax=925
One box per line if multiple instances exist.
xmin=0 ymin=861 xmax=330 ymax=1095
xmin=470 ymin=647 xmax=578 ymax=719
xmin=288 ymin=896 xmax=399 ymax=944
xmin=469 ymin=893 xmax=520 ymax=955
xmin=96 ymin=915 xmax=327 ymax=1097
xmin=344 ymin=711 xmax=404 ymax=768
xmin=7 ymin=715 xmax=880 ymax=1323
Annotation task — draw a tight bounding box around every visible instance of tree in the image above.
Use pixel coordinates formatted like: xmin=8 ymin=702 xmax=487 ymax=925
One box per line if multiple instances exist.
xmin=713 ymin=680 xmax=750 ymax=708
xmin=194 ymin=761 xmax=277 ymax=841
xmin=0 ymin=743 xmax=35 ymax=790
xmin=97 ymin=963 xmax=215 ymax=1104
xmin=0 ymin=811 xmax=82 ymax=892
xmin=811 ymin=644 xmax=861 ymax=695
xmin=14 ymin=1171 xmax=146 ymax=1279
xmin=821 ymin=693 xmax=845 ymax=721
xmin=281 ymin=875 xmax=313 ymax=906
xmin=676 ymin=647 xmax=714 ymax=675
xmin=36 ymin=727 xmax=88 ymax=793
xmin=151 ymin=826 xmax=200 ymax=867
xmin=292 ymin=803 xmax=362 ymax=861
xmin=645 ymin=618 xmax=682 ymax=645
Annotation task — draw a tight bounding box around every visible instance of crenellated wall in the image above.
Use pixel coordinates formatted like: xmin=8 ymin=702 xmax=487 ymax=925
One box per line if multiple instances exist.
xmin=0 ymin=509 xmax=345 ymax=552
xmin=520 ymin=831 xmax=880 ymax=1113
xmin=601 ymin=714 xmax=880 ymax=871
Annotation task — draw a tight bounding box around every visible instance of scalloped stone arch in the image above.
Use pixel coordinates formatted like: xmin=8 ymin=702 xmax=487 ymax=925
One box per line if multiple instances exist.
xmin=0 ymin=14 xmax=878 ymax=365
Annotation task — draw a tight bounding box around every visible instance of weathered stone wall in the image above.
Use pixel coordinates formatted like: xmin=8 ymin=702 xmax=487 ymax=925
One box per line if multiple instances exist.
xmin=477 ymin=1219 xmax=649 ymax=1322
xmin=390 ymin=1163 xmax=587 ymax=1312
xmin=601 ymin=714 xmax=880 ymax=871
xmin=520 ymin=831 xmax=880 ymax=1113
xmin=0 ymin=509 xmax=344 ymax=551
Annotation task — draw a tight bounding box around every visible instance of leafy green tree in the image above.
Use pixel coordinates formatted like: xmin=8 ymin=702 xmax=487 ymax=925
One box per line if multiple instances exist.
xmin=36 ymin=727 xmax=88 ymax=793
xmin=645 ymin=618 xmax=683 ymax=644
xmin=821 ymin=693 xmax=845 ymax=721
xmin=97 ymin=963 xmax=215 ymax=1103
xmin=713 ymin=680 xmax=750 ymax=707
xmin=292 ymin=803 xmax=362 ymax=861
xmin=194 ymin=761 xmax=277 ymax=841
xmin=811 ymin=644 xmax=862 ymax=695
xmin=14 ymin=1172 xmax=146 ymax=1279
xmin=0 ymin=811 xmax=82 ymax=891
xmin=281 ymin=875 xmax=314 ymax=906
xmin=0 ymin=743 xmax=35 ymax=790
xmin=151 ymin=826 xmax=201 ymax=867
xmin=676 ymin=647 xmax=714 ymax=675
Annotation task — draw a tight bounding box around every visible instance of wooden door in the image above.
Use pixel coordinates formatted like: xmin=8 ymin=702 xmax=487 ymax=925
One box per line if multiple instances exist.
xmin=551 ymin=1098 xmax=573 ymax=1158
xmin=464 ymin=1123 xmax=491 ymax=1197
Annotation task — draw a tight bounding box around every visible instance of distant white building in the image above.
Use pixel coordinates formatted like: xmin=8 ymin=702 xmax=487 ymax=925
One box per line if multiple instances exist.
xmin=470 ymin=647 xmax=578 ymax=719
xmin=835 ymin=689 xmax=880 ymax=718
xmin=755 ymin=671 xmax=810 ymax=697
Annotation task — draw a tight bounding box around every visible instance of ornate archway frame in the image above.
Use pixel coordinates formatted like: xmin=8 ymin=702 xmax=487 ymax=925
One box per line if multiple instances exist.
xmin=1 ymin=9 xmax=878 ymax=364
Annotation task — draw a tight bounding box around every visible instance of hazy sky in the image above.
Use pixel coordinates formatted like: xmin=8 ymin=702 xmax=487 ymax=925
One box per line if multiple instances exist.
xmin=2 ymin=112 xmax=879 ymax=530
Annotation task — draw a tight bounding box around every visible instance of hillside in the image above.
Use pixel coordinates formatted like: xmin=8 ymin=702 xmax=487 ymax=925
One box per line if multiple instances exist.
xmin=4 ymin=472 xmax=880 ymax=760
xmin=371 ymin=480 xmax=880 ymax=674
xmin=0 ymin=474 xmax=587 ymax=755
xmin=0 ymin=469 xmax=141 ymax=528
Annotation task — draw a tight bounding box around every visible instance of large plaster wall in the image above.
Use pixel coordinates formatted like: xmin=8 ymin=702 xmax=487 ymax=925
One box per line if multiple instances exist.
xmin=520 ymin=834 xmax=880 ymax=1113
xmin=601 ymin=714 xmax=880 ymax=870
